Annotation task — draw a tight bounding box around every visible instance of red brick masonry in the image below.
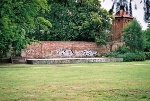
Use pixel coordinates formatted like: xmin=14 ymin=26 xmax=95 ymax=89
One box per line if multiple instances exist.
xmin=21 ymin=41 xmax=123 ymax=58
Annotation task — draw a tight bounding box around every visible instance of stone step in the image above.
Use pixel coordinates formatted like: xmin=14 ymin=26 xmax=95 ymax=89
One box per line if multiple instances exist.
xmin=11 ymin=57 xmax=26 ymax=64
xmin=26 ymin=58 xmax=123 ymax=64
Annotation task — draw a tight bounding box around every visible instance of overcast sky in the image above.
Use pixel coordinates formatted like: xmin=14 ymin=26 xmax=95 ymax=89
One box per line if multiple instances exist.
xmin=101 ymin=0 xmax=148 ymax=30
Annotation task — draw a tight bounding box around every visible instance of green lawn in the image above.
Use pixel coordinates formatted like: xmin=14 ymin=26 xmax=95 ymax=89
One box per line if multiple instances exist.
xmin=0 ymin=61 xmax=150 ymax=101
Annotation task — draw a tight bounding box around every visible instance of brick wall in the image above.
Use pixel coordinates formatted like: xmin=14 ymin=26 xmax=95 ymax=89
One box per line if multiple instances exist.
xmin=21 ymin=41 xmax=110 ymax=58
xmin=21 ymin=41 xmax=123 ymax=58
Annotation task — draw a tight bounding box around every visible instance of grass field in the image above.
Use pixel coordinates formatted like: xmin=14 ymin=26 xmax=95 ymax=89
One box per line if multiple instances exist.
xmin=0 ymin=61 xmax=150 ymax=101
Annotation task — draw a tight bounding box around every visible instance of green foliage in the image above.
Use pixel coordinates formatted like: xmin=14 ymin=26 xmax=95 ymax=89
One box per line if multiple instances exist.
xmin=143 ymin=28 xmax=150 ymax=52
xmin=123 ymin=19 xmax=144 ymax=52
xmin=42 ymin=0 xmax=112 ymax=44
xmin=103 ymin=19 xmax=147 ymax=61
xmin=114 ymin=46 xmax=130 ymax=54
xmin=102 ymin=46 xmax=129 ymax=57
xmin=145 ymin=52 xmax=150 ymax=60
xmin=0 ymin=0 xmax=51 ymax=58
xmin=103 ymin=46 xmax=145 ymax=62
xmin=0 ymin=0 xmax=112 ymax=58
xmin=104 ymin=51 xmax=146 ymax=62
xmin=101 ymin=9 xmax=147 ymax=61
xmin=27 ymin=17 xmax=52 ymax=41
xmin=119 ymin=51 xmax=146 ymax=62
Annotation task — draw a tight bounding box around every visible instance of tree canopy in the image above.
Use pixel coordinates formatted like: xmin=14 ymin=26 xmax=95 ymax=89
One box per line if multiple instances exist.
xmin=31 ymin=0 xmax=113 ymax=45
xmin=0 ymin=0 xmax=52 ymax=58
xmin=0 ymin=0 xmax=113 ymax=58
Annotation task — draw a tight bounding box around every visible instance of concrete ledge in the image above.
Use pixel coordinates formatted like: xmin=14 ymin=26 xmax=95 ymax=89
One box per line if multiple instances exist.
xmin=26 ymin=58 xmax=123 ymax=64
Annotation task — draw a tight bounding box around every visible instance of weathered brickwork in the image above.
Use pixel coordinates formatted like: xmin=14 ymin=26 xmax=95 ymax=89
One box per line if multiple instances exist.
xmin=22 ymin=41 xmax=124 ymax=58
xmin=21 ymin=41 xmax=111 ymax=58
xmin=112 ymin=6 xmax=133 ymax=41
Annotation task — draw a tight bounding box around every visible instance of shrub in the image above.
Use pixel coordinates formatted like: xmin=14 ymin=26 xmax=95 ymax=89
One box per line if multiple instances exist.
xmin=102 ymin=52 xmax=119 ymax=57
xmin=118 ymin=51 xmax=146 ymax=62
xmin=115 ymin=46 xmax=130 ymax=54
xmin=145 ymin=52 xmax=150 ymax=60
xmin=103 ymin=51 xmax=146 ymax=62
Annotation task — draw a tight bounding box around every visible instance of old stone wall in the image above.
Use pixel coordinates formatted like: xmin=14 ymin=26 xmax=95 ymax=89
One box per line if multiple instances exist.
xmin=21 ymin=41 xmax=123 ymax=58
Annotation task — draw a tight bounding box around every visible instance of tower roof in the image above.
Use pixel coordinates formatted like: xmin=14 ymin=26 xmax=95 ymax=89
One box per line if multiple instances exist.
xmin=114 ymin=6 xmax=133 ymax=19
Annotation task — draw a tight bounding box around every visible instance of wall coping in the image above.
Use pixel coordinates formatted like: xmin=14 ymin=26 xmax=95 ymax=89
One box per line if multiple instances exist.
xmin=26 ymin=58 xmax=123 ymax=64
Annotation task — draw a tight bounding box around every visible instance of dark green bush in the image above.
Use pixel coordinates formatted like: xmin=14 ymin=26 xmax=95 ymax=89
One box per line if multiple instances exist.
xmin=118 ymin=51 xmax=146 ymax=62
xmin=103 ymin=51 xmax=146 ymax=62
xmin=102 ymin=52 xmax=119 ymax=57
xmin=115 ymin=46 xmax=130 ymax=54
xmin=145 ymin=52 xmax=150 ymax=60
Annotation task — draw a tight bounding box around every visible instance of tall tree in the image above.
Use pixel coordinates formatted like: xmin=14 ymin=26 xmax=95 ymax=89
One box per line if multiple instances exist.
xmin=43 ymin=0 xmax=113 ymax=44
xmin=123 ymin=19 xmax=144 ymax=52
xmin=0 ymin=0 xmax=51 ymax=58
xmin=143 ymin=28 xmax=150 ymax=52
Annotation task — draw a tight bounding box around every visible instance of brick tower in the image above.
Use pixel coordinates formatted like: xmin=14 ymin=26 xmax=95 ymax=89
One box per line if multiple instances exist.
xmin=112 ymin=6 xmax=133 ymax=41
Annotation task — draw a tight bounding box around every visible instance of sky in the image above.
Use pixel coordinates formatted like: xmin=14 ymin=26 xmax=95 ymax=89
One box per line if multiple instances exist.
xmin=101 ymin=0 xmax=148 ymax=30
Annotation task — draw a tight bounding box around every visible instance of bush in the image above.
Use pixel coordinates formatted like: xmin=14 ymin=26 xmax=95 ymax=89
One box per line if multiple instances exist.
xmin=101 ymin=46 xmax=129 ymax=58
xmin=118 ymin=51 xmax=146 ymax=62
xmin=145 ymin=52 xmax=150 ymax=60
xmin=115 ymin=46 xmax=130 ymax=54
xmin=102 ymin=52 xmax=119 ymax=57
xmin=103 ymin=51 xmax=146 ymax=62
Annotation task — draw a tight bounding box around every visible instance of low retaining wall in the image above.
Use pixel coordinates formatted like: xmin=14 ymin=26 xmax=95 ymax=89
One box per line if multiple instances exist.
xmin=26 ymin=58 xmax=123 ymax=64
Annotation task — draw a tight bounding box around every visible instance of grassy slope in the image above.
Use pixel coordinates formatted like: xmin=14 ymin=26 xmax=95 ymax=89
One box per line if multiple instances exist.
xmin=0 ymin=61 xmax=150 ymax=101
